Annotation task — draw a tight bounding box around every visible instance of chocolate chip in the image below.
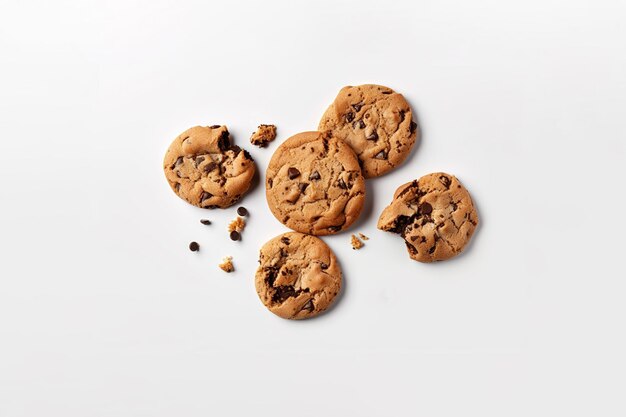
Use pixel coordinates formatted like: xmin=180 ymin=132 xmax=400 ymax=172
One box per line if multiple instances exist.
xmin=237 ymin=207 xmax=248 ymax=216
xmin=189 ymin=241 xmax=199 ymax=252
xmin=242 ymin=149 xmax=253 ymax=161
xmin=200 ymin=219 xmax=211 ymax=225
xmin=273 ymin=286 xmax=297 ymax=302
xmin=204 ymin=162 xmax=217 ymax=173
xmin=281 ymin=236 xmax=290 ymax=245
xmin=366 ymin=131 xmax=378 ymax=141
xmin=429 ymin=245 xmax=436 ymax=254
xmin=174 ymin=183 xmax=180 ymax=191
xmin=439 ymin=175 xmax=451 ymax=189
xmin=288 ymin=167 xmax=300 ymax=179
xmin=174 ymin=156 xmax=184 ymax=166
xmin=337 ymin=179 xmax=347 ymax=189
xmin=410 ymin=121 xmax=417 ymax=134
xmin=328 ymin=226 xmax=341 ymax=232
xmin=268 ymin=178 xmax=273 ymax=188
xmin=399 ymin=110 xmax=406 ymax=123
xmin=200 ymin=192 xmax=213 ymax=203
xmin=420 ymin=202 xmax=433 ymax=214
xmin=210 ymin=124 xmax=221 ymax=128
xmin=217 ymin=131 xmax=230 ymax=151
xmin=359 ymin=120 xmax=366 ymax=129
xmin=195 ymin=156 xmax=205 ymax=166
xmin=352 ymin=103 xmax=362 ymax=112
xmin=382 ymin=91 xmax=392 ymax=95
xmin=375 ymin=150 xmax=387 ymax=159
xmin=302 ymin=299 xmax=314 ymax=312
xmin=346 ymin=112 xmax=354 ymax=122
xmin=229 ymin=145 xmax=242 ymax=155
xmin=320 ymin=262 xmax=329 ymax=270
xmin=299 ymin=183 xmax=309 ymax=193
xmin=309 ymin=171 xmax=321 ymax=181
xmin=230 ymin=231 xmax=240 ymax=241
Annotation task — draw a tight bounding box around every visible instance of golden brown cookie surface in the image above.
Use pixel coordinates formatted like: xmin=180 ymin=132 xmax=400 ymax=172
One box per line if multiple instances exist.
xmin=163 ymin=125 xmax=256 ymax=208
xmin=319 ymin=84 xmax=418 ymax=178
xmin=265 ymin=131 xmax=365 ymax=235
xmin=378 ymin=172 xmax=478 ymax=262
xmin=255 ymin=232 xmax=342 ymax=320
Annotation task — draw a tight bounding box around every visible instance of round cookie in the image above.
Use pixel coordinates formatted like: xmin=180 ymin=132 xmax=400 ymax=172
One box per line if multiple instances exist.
xmin=318 ymin=84 xmax=418 ymax=178
xmin=255 ymin=232 xmax=342 ymax=320
xmin=163 ymin=125 xmax=256 ymax=209
xmin=265 ymin=131 xmax=365 ymax=235
xmin=377 ymin=172 xmax=479 ymax=262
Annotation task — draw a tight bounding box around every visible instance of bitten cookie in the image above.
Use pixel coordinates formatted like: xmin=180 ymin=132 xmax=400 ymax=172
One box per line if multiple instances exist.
xmin=265 ymin=131 xmax=365 ymax=235
xmin=255 ymin=232 xmax=342 ymax=320
xmin=377 ymin=172 xmax=479 ymax=262
xmin=163 ymin=125 xmax=256 ymax=208
xmin=318 ymin=84 xmax=418 ymax=178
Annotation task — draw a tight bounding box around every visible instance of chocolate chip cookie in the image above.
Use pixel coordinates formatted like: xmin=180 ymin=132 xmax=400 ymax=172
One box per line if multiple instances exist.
xmin=163 ymin=125 xmax=256 ymax=208
xmin=265 ymin=131 xmax=365 ymax=235
xmin=378 ymin=172 xmax=478 ymax=262
xmin=255 ymin=232 xmax=342 ymax=320
xmin=318 ymin=84 xmax=418 ymax=178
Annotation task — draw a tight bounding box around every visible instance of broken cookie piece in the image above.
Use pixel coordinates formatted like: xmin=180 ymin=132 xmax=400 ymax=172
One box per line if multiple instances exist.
xmin=358 ymin=232 xmax=369 ymax=241
xmin=377 ymin=172 xmax=479 ymax=262
xmin=228 ymin=216 xmax=246 ymax=233
xmin=351 ymin=234 xmax=364 ymax=250
xmin=219 ymin=256 xmax=234 ymax=273
xmin=250 ymin=124 xmax=277 ymax=148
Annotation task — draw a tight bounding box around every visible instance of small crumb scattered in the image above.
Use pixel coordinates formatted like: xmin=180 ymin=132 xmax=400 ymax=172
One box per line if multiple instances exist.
xmin=219 ymin=256 xmax=234 ymax=273
xmin=228 ymin=216 xmax=246 ymax=233
xmin=351 ymin=234 xmax=364 ymax=250
xmin=250 ymin=124 xmax=277 ymax=147
xmin=358 ymin=232 xmax=369 ymax=241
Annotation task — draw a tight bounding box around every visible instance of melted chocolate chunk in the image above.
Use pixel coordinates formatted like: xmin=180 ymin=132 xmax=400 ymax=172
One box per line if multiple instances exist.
xmin=346 ymin=112 xmax=355 ymax=122
xmin=204 ymin=162 xmax=217 ymax=173
xmin=217 ymin=131 xmax=230 ymax=151
xmin=288 ymin=167 xmax=300 ymax=179
xmin=301 ymin=299 xmax=314 ymax=312
xmin=200 ymin=192 xmax=213 ymax=203
xmin=419 ymin=202 xmax=433 ymax=215
xmin=309 ymin=171 xmax=321 ymax=181
xmin=366 ymin=131 xmax=378 ymax=141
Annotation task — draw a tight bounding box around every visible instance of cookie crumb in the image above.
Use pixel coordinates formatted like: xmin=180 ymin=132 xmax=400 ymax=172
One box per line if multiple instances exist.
xmin=351 ymin=234 xmax=364 ymax=250
xmin=219 ymin=256 xmax=234 ymax=272
xmin=250 ymin=124 xmax=277 ymax=147
xmin=228 ymin=216 xmax=246 ymax=233
xmin=358 ymin=233 xmax=369 ymax=240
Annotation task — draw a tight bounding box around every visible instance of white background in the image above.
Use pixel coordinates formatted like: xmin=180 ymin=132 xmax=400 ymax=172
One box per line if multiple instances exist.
xmin=1 ymin=0 xmax=625 ymax=415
